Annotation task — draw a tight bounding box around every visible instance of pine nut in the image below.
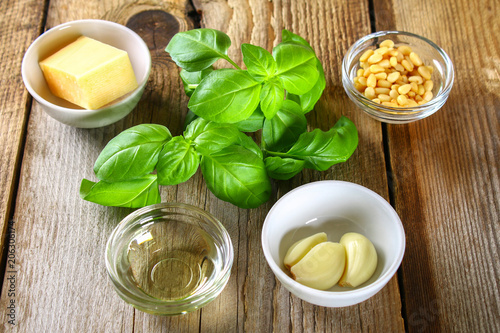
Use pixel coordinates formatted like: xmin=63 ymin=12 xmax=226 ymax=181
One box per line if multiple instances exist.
xmin=358 ymin=76 xmax=367 ymax=86
xmin=402 ymin=59 xmax=413 ymax=72
xmin=389 ymin=89 xmax=399 ymax=99
xmin=394 ymin=63 xmax=405 ymax=72
xmin=418 ymin=66 xmax=432 ymax=80
xmin=354 ymin=82 xmax=365 ymax=92
xmin=375 ymin=87 xmax=391 ymax=95
xmin=369 ymin=65 xmax=385 ymax=73
xmin=378 ymin=79 xmax=392 ymax=88
xmin=396 ymin=51 xmax=404 ymax=62
xmin=418 ymin=85 xmax=425 ymax=96
xmin=390 ymin=56 xmax=398 ymax=68
xmin=398 ymin=84 xmax=412 ymax=95
xmin=357 ymin=68 xmax=365 ymax=77
xmin=367 ymin=53 xmax=383 ymax=64
xmin=372 ymin=98 xmax=381 ymax=104
xmin=423 ymin=91 xmax=433 ymax=101
xmin=424 ymin=80 xmax=434 ymax=92
xmin=367 ymin=74 xmax=377 ymax=88
xmin=375 ymin=72 xmax=388 ymax=80
xmin=397 ymin=95 xmax=408 ymax=105
xmin=398 ymin=45 xmax=412 ymax=56
xmin=378 ymin=59 xmax=391 ymax=68
xmin=387 ymin=71 xmax=400 ymax=83
xmin=375 ymin=46 xmax=389 ymax=55
xmin=380 ymin=40 xmax=395 ymax=48
xmin=409 ymin=52 xmax=423 ymax=66
xmin=409 ymin=75 xmax=424 ymax=85
xmin=360 ymin=49 xmax=374 ymax=62
xmin=378 ymin=94 xmax=391 ymax=102
xmin=365 ymin=87 xmax=376 ymax=99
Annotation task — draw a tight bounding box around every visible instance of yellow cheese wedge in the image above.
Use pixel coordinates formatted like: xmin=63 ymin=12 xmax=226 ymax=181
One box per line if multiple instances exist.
xmin=39 ymin=36 xmax=139 ymax=110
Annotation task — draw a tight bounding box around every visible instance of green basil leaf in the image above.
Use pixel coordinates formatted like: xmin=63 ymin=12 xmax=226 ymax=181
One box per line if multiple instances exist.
xmin=235 ymin=132 xmax=263 ymax=159
xmin=275 ymin=116 xmax=358 ymax=171
xmin=157 ymin=136 xmax=199 ymax=186
xmin=165 ymin=29 xmax=231 ymax=71
xmin=201 ymin=145 xmax=271 ymax=209
xmin=188 ymin=69 xmax=262 ymax=123
xmin=288 ymin=60 xmax=326 ymax=113
xmin=79 ymin=175 xmax=161 ymax=208
xmin=273 ymin=42 xmax=319 ymax=95
xmin=233 ymin=106 xmax=265 ymax=132
xmin=183 ymin=110 xmax=199 ymax=130
xmin=180 ymin=67 xmax=213 ymax=97
xmin=282 ymin=29 xmax=313 ymax=50
xmin=241 ymin=43 xmax=276 ymax=81
xmin=260 ymin=79 xmax=284 ymax=119
xmin=262 ymin=100 xmax=307 ymax=152
xmin=265 ymin=156 xmax=305 ymax=180
xmin=94 ymin=124 xmax=172 ymax=182
xmin=184 ymin=118 xmax=241 ymax=155
xmin=281 ymin=30 xmax=326 ymax=113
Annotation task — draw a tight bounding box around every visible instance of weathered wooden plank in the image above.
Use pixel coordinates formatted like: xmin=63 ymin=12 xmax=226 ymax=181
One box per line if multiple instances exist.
xmin=374 ymin=0 xmax=500 ymax=331
xmin=0 ymin=0 xmax=199 ymax=332
xmin=0 ymin=0 xmax=46 ymax=283
xmin=0 ymin=0 xmax=407 ymax=332
xmin=190 ymin=0 xmax=405 ymax=332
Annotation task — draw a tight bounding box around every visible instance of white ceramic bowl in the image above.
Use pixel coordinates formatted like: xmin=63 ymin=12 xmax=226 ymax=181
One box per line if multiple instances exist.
xmin=261 ymin=180 xmax=405 ymax=307
xmin=22 ymin=19 xmax=151 ymax=128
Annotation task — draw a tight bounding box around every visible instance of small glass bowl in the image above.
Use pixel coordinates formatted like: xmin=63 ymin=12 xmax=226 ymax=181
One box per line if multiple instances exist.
xmin=105 ymin=203 xmax=233 ymax=316
xmin=342 ymin=31 xmax=454 ymax=124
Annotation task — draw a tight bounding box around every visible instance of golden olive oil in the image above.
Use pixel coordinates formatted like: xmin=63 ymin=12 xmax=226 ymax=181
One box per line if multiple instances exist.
xmin=127 ymin=219 xmax=219 ymax=300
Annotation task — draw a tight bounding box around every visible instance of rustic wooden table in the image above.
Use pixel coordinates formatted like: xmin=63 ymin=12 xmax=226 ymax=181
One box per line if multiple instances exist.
xmin=0 ymin=0 xmax=498 ymax=332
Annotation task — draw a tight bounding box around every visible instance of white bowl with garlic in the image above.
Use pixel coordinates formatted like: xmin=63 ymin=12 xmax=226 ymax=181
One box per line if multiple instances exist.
xmin=261 ymin=180 xmax=405 ymax=307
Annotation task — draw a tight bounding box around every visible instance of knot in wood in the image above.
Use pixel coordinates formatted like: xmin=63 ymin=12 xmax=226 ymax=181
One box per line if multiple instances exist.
xmin=126 ymin=10 xmax=180 ymax=51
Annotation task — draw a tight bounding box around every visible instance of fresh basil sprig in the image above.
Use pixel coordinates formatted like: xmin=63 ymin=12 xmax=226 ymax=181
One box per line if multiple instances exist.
xmin=80 ymin=29 xmax=359 ymax=209
xmin=80 ymin=120 xmax=272 ymax=209
xmin=167 ymin=29 xmax=324 ymax=122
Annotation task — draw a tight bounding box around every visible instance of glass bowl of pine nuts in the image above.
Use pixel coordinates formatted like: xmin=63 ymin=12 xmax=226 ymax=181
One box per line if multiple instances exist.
xmin=342 ymin=31 xmax=454 ymax=124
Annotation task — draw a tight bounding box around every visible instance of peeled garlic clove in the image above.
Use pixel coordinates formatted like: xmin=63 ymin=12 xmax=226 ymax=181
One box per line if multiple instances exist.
xmin=290 ymin=242 xmax=345 ymax=290
xmin=283 ymin=232 xmax=327 ymax=269
xmin=338 ymin=232 xmax=378 ymax=288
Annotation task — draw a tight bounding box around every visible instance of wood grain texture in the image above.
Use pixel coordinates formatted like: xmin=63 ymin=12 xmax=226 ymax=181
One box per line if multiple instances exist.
xmin=374 ymin=0 xmax=500 ymax=332
xmin=187 ymin=0 xmax=405 ymax=332
xmin=0 ymin=0 xmax=193 ymax=332
xmin=0 ymin=0 xmax=46 ymax=278
xmin=0 ymin=0 xmax=407 ymax=332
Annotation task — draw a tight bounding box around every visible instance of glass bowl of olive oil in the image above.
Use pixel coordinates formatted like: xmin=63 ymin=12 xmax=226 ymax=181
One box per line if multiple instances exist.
xmin=105 ymin=203 xmax=233 ymax=316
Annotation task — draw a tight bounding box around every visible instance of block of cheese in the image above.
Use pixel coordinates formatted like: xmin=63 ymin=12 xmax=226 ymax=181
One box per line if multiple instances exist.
xmin=39 ymin=36 xmax=139 ymax=110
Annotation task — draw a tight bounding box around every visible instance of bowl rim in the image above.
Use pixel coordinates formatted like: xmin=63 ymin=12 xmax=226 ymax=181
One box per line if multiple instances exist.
xmin=105 ymin=202 xmax=234 ymax=313
xmin=21 ymin=19 xmax=151 ymax=114
xmin=342 ymin=30 xmax=454 ymax=117
xmin=261 ymin=180 xmax=405 ymax=300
